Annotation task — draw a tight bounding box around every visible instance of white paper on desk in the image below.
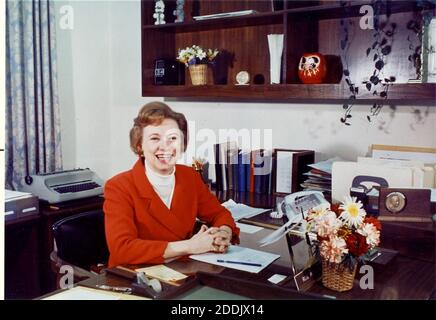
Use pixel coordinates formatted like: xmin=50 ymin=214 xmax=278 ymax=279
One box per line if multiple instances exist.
xmin=222 ymin=199 xmax=269 ymax=221
xmin=5 ymin=189 xmax=33 ymax=202
xmin=42 ymin=286 xmax=120 ymax=300
xmin=358 ymin=157 xmax=435 ymax=188
xmin=308 ymin=157 xmax=342 ymax=174
xmin=257 ymin=214 xmax=303 ymax=247
xmin=189 ymin=245 xmax=280 ymax=274
xmin=236 ymin=222 xmax=263 ymax=234
xmin=332 ymin=162 xmax=414 ymax=203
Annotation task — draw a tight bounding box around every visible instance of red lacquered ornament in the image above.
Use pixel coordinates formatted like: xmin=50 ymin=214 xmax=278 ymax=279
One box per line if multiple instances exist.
xmin=298 ymin=53 xmax=327 ymax=84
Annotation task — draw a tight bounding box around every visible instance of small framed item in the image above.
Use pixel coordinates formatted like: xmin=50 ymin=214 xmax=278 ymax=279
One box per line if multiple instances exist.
xmin=378 ymin=188 xmax=432 ymax=222
xmin=154 ymin=59 xmax=184 ymax=85
xmin=273 ymin=149 xmax=315 ymax=195
xmin=236 ymin=71 xmax=250 ymax=85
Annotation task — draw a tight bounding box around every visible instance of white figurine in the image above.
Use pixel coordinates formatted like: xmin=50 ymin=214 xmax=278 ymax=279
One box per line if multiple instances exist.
xmin=153 ymin=0 xmax=166 ymax=25
xmin=173 ymin=0 xmax=185 ymax=23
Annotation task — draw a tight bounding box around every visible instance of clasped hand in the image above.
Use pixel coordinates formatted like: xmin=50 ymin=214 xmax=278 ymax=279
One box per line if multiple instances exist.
xmin=189 ymin=225 xmax=231 ymax=254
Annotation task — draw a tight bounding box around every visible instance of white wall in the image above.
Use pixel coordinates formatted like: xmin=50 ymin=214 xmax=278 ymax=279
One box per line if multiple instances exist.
xmin=55 ymin=0 xmax=436 ymax=182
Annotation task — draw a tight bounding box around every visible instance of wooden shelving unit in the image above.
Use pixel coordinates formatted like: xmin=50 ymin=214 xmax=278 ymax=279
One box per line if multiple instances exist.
xmin=141 ymin=0 xmax=436 ymax=103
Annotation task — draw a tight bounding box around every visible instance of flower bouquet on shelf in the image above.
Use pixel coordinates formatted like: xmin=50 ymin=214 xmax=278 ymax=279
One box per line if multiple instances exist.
xmin=176 ymin=45 xmax=219 ymax=85
xmin=305 ymin=196 xmax=381 ymax=292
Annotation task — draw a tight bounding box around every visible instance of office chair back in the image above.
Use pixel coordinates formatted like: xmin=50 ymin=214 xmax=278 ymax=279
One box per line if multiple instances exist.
xmin=52 ymin=209 xmax=109 ymax=270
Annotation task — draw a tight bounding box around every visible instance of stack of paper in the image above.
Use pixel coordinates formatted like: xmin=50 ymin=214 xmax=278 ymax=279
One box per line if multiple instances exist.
xmin=190 ymin=245 xmax=280 ymax=274
xmin=301 ymin=157 xmax=342 ymax=200
xmin=221 ymin=199 xmax=269 ymax=221
xmin=5 ymin=189 xmax=33 ymax=202
xmin=42 ymin=286 xmax=148 ymax=300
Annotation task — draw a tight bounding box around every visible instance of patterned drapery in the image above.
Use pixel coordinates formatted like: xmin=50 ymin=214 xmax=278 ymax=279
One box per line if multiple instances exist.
xmin=6 ymin=0 xmax=62 ymax=190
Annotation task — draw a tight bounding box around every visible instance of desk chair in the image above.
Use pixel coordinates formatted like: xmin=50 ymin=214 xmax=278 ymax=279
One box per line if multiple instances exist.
xmin=51 ymin=209 xmax=109 ymax=284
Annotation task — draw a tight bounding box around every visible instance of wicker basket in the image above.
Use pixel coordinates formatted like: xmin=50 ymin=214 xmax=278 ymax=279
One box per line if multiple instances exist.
xmin=321 ymin=259 xmax=357 ymax=292
xmin=189 ymin=64 xmax=208 ymax=85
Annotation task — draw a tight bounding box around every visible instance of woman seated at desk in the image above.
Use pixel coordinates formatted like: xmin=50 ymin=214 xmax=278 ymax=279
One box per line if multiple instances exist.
xmin=104 ymin=101 xmax=240 ymax=267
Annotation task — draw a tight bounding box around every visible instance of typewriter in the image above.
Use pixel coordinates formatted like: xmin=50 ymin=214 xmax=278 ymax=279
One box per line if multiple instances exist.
xmin=20 ymin=168 xmax=104 ymax=204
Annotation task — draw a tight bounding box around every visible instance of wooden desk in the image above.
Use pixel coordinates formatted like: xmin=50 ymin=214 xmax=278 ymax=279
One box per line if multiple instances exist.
xmin=71 ymin=221 xmax=435 ymax=300
xmin=42 ymin=192 xmax=435 ymax=300
xmin=38 ymin=196 xmax=104 ymax=295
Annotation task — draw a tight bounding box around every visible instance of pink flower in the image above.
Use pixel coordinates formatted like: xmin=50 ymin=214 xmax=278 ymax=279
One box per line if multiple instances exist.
xmin=315 ymin=211 xmax=341 ymax=238
xmin=358 ymin=223 xmax=380 ymax=247
xmin=320 ymin=236 xmax=349 ymax=263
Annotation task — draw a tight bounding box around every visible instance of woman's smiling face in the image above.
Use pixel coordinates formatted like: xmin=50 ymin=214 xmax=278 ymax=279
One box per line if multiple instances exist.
xmin=141 ymin=118 xmax=183 ymax=175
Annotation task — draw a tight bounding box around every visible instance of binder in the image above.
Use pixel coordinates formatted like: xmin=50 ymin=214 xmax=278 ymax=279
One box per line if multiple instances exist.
xmin=272 ymin=149 xmax=315 ymax=195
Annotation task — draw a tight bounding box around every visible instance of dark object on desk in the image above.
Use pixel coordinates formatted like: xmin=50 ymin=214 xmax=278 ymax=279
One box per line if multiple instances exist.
xmin=239 ymin=209 xmax=282 ymax=229
xmin=52 ymin=209 xmax=109 ymax=270
xmin=104 ymin=265 xmax=197 ymax=299
xmin=378 ymin=188 xmax=432 ymax=222
xmin=154 ymin=59 xmax=184 ymax=85
xmin=273 ymin=149 xmax=315 ymax=195
xmin=349 ymin=175 xmax=388 ymax=215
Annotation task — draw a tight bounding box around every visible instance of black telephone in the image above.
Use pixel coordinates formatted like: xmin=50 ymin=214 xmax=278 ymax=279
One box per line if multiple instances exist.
xmin=350 ymin=175 xmax=389 ymax=214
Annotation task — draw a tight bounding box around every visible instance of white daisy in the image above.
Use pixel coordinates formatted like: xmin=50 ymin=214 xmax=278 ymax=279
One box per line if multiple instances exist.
xmin=339 ymin=196 xmax=366 ymax=228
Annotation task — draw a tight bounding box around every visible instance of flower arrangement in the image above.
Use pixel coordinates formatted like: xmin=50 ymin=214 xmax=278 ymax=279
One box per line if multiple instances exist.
xmin=305 ymin=196 xmax=381 ymax=271
xmin=177 ymin=45 xmax=219 ymax=67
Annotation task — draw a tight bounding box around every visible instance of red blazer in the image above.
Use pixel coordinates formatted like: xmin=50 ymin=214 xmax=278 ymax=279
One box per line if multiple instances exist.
xmin=104 ymin=159 xmax=240 ymax=267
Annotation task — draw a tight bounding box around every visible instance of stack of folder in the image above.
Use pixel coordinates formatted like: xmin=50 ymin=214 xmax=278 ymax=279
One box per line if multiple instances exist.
xmin=300 ymin=158 xmax=340 ymax=202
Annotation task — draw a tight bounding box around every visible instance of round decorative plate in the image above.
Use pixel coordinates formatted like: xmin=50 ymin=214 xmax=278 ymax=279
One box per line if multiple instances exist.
xmin=236 ymin=71 xmax=250 ymax=85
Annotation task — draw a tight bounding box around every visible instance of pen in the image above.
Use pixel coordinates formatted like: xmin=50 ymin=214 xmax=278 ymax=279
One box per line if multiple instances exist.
xmin=369 ymin=252 xmax=382 ymax=262
xmin=216 ymin=259 xmax=262 ymax=267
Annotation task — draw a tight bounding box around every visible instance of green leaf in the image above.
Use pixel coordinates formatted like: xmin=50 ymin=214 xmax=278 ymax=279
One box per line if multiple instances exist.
xmin=375 ymin=60 xmax=384 ymax=70
xmin=343 ymin=104 xmax=349 ymax=109
xmin=343 ymin=69 xmax=350 ymax=76
xmin=380 ymin=91 xmax=387 ymax=98
xmin=366 ymin=47 xmax=371 ymax=56
xmin=381 ymin=45 xmax=391 ymax=55
xmin=366 ymin=82 xmax=372 ymax=91
xmin=373 ymin=53 xmax=378 ymax=61
xmin=370 ymin=76 xmax=379 ymax=85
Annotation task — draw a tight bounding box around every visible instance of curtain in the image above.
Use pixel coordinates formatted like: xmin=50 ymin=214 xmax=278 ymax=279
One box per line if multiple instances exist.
xmin=6 ymin=0 xmax=62 ymax=190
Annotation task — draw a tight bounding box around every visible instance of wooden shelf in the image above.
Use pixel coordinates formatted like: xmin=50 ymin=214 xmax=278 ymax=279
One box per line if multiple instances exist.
xmin=141 ymin=0 xmax=436 ymax=104
xmin=143 ymin=11 xmax=284 ymax=33
xmin=143 ymin=83 xmax=436 ymax=102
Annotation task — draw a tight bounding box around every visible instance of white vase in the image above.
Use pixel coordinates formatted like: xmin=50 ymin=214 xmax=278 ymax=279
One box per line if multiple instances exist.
xmin=267 ymin=34 xmax=284 ymax=84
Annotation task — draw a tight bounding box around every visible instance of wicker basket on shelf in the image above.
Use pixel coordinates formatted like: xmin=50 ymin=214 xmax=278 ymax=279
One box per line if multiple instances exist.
xmin=189 ymin=64 xmax=208 ymax=85
xmin=321 ymin=259 xmax=357 ymax=292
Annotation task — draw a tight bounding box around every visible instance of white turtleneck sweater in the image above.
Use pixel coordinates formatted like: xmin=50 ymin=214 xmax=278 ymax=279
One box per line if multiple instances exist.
xmin=145 ymin=160 xmax=176 ymax=209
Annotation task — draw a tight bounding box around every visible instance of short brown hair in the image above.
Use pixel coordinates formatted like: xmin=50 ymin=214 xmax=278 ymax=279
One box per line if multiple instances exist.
xmin=130 ymin=101 xmax=188 ymax=156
